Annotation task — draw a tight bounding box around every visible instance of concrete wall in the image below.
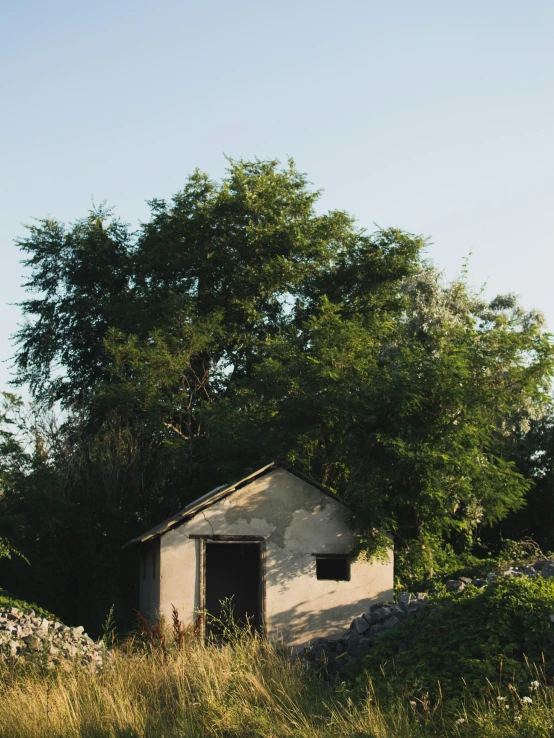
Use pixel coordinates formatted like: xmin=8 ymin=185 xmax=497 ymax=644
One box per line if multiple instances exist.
xmin=155 ymin=468 xmax=393 ymax=646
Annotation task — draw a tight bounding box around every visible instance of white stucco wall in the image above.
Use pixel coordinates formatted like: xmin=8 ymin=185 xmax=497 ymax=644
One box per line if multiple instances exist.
xmin=151 ymin=468 xmax=393 ymax=646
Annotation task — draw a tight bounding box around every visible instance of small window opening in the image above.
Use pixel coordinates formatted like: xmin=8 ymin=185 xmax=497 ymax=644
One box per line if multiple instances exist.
xmin=315 ymin=556 xmax=350 ymax=581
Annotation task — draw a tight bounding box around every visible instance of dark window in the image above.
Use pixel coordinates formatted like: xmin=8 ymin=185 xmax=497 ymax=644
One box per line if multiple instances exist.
xmin=315 ymin=556 xmax=350 ymax=581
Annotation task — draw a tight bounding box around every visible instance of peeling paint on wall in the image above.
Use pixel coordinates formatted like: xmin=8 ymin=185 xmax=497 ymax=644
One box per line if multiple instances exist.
xmin=223 ymin=478 xmax=332 ymax=549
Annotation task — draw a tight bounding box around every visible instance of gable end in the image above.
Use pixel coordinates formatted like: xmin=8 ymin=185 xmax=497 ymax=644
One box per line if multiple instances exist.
xmin=124 ymin=462 xmax=349 ymax=547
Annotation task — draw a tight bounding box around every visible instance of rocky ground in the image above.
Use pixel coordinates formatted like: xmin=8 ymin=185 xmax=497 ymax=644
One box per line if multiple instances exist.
xmin=0 ymin=607 xmax=106 ymax=669
xmin=299 ymin=558 xmax=554 ymax=676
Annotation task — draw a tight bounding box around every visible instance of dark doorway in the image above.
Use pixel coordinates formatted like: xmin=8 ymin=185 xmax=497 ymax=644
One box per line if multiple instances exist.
xmin=205 ymin=542 xmax=261 ymax=635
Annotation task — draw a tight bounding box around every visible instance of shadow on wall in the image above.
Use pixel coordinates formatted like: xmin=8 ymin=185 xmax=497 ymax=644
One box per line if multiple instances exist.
xmin=264 ymin=552 xmax=312 ymax=591
xmin=269 ymin=588 xmax=393 ymax=644
xmin=222 ymin=472 xmax=354 ymax=550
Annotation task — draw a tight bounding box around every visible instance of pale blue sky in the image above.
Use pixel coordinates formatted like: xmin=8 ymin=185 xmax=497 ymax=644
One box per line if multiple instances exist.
xmin=1 ymin=0 xmax=553 ymax=393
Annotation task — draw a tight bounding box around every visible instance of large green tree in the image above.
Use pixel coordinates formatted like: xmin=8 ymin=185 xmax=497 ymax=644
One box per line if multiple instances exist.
xmin=3 ymin=158 xmax=553 ymax=626
xmin=12 ymin=159 xmax=422 ymax=518
xmin=3 ymin=159 xmax=422 ymax=625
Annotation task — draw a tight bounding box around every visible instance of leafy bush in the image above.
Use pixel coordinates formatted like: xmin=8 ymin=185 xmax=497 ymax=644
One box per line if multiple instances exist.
xmin=359 ymin=577 xmax=554 ymax=702
xmin=0 ymin=537 xmax=28 ymax=564
xmin=395 ymin=537 xmax=549 ymax=592
xmin=394 ymin=535 xmax=486 ymax=591
xmin=0 ymin=588 xmax=55 ymax=619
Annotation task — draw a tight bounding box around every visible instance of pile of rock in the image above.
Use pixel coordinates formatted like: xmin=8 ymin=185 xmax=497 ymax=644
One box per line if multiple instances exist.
xmin=300 ymin=592 xmax=429 ymax=675
xmin=444 ymin=558 xmax=554 ymax=593
xmin=0 ymin=607 xmax=106 ymax=669
xmin=300 ymin=557 xmax=554 ymax=675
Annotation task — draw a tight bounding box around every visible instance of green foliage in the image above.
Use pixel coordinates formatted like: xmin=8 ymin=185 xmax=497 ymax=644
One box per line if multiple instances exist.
xmin=396 ymin=537 xmax=547 ymax=592
xmin=359 ymin=577 xmax=554 ymax=703
xmin=0 ymin=393 xmax=88 ymax=626
xmin=393 ymin=536 xmax=477 ymax=591
xmin=101 ymin=604 xmax=116 ymax=648
xmin=207 ymin=268 xmax=554 ymax=574
xmin=0 ymin=538 xmax=28 ymax=565
xmin=486 ymin=413 xmax=554 ymax=556
xmin=0 ymin=588 xmax=55 ymax=619
xmin=13 ymin=205 xmax=134 ymax=405
xmin=3 ymin=159 xmax=424 ymax=626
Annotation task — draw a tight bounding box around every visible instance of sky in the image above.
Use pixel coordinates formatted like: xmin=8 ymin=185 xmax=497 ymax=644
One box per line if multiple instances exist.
xmin=1 ymin=0 xmax=553 ymax=395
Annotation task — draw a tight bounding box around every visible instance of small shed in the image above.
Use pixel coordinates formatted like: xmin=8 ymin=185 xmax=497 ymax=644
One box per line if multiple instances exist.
xmin=126 ymin=462 xmax=393 ymax=646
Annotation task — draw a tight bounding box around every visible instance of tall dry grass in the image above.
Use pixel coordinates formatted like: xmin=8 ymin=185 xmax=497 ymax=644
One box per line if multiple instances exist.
xmin=1 ymin=631 xmax=554 ymax=737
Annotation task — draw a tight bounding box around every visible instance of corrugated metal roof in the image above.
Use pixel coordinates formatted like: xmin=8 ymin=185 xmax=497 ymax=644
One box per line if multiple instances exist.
xmin=124 ymin=461 xmax=349 ymax=547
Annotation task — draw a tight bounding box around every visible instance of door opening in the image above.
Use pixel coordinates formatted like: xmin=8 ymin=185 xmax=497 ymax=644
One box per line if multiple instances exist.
xmin=205 ymin=542 xmax=261 ymax=636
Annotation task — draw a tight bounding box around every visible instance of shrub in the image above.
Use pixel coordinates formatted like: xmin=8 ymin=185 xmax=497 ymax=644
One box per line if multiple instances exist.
xmin=0 ymin=588 xmax=55 ymax=619
xmin=358 ymin=577 xmax=554 ymax=703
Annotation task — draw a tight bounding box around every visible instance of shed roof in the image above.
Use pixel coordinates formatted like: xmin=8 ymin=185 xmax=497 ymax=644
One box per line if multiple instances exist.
xmin=124 ymin=461 xmax=349 ymax=547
